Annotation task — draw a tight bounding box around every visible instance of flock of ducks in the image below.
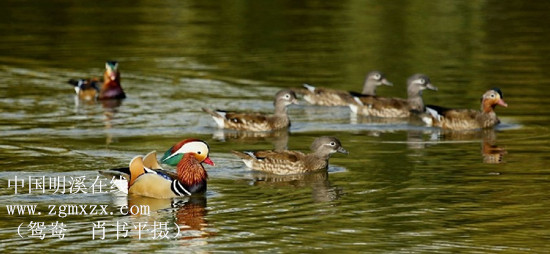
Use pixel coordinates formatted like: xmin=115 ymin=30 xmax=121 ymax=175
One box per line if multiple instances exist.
xmin=72 ymin=61 xmax=508 ymax=199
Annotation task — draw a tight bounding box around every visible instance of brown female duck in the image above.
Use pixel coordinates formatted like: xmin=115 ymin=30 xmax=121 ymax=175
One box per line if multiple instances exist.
xmin=68 ymin=61 xmax=126 ymax=100
xmin=202 ymin=89 xmax=298 ymax=131
xmin=423 ymin=88 xmax=508 ymax=130
xmin=349 ymin=74 xmax=438 ymax=117
xmin=295 ymin=71 xmax=393 ymax=106
xmin=232 ymin=136 xmax=348 ymax=175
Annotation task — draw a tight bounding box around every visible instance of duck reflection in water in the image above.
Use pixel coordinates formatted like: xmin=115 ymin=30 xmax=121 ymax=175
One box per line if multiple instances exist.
xmin=213 ymin=128 xmax=289 ymax=151
xmin=101 ymin=106 xmax=121 ymax=145
xmin=408 ymin=128 xmax=506 ymax=164
xmin=72 ymin=91 xmax=124 ymax=111
xmin=406 ymin=129 xmax=435 ymax=150
xmin=71 ymin=99 xmax=123 ymax=145
xmin=115 ymin=195 xmax=212 ymax=241
xmin=350 ymin=113 xmax=411 ymax=126
xmin=246 ymin=170 xmax=343 ymax=203
xmin=440 ymin=129 xmax=507 ymax=164
xmin=480 ymin=129 xmax=507 ymax=164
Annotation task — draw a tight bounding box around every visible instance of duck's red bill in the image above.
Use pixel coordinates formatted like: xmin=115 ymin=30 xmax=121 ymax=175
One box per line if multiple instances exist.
xmin=203 ymin=157 xmax=215 ymax=166
xmin=498 ymin=99 xmax=508 ymax=107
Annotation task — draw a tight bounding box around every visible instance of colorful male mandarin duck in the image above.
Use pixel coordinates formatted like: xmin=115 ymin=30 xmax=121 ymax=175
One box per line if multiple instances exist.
xmin=202 ymin=89 xmax=298 ymax=132
xmin=295 ymin=71 xmax=393 ymax=106
xmin=68 ymin=61 xmax=126 ymax=100
xmin=349 ymin=74 xmax=438 ymax=118
xmin=423 ymin=88 xmax=508 ymax=130
xmin=99 ymin=139 xmax=214 ymax=199
xmin=232 ymin=136 xmax=348 ymax=175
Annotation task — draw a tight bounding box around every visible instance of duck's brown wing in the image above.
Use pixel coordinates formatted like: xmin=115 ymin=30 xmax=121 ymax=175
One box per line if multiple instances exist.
xmin=222 ymin=111 xmax=284 ymax=131
xmin=371 ymin=97 xmax=409 ymax=110
xmin=355 ymin=95 xmax=399 ymax=106
xmin=353 ymin=94 xmax=374 ymax=104
xmin=312 ymin=87 xmax=349 ymax=97
xmin=252 ymin=150 xmax=305 ymax=162
xmin=301 ymin=84 xmax=355 ymax=106
xmin=426 ymin=105 xmax=482 ymax=129
xmin=250 ymin=150 xmax=311 ymax=174
xmin=224 ymin=112 xmax=268 ymax=124
xmin=354 ymin=96 xmax=410 ymax=117
xmin=440 ymin=108 xmax=478 ymax=120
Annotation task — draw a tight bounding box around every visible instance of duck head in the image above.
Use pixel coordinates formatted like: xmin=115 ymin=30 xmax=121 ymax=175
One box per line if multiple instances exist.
xmin=99 ymin=61 xmax=126 ymax=99
xmin=362 ymin=71 xmax=393 ymax=95
xmin=310 ymin=136 xmax=348 ymax=156
xmin=161 ymin=139 xmax=214 ymax=166
xmin=274 ymin=89 xmax=299 ymax=107
xmin=367 ymin=70 xmax=393 ymax=86
xmin=407 ymin=74 xmax=438 ymax=97
xmin=104 ymin=61 xmax=119 ymax=82
xmin=273 ymin=89 xmax=299 ymax=114
xmin=481 ymin=88 xmax=508 ymax=112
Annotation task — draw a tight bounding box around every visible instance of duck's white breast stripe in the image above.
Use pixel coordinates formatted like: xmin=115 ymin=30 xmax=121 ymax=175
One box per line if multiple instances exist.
xmin=171 ymin=180 xmax=191 ymax=196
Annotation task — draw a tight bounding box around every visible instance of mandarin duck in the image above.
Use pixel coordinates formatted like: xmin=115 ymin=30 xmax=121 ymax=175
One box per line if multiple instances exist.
xmin=232 ymin=136 xmax=348 ymax=175
xmin=295 ymin=71 xmax=393 ymax=106
xmin=68 ymin=61 xmax=126 ymax=100
xmin=202 ymin=89 xmax=298 ymax=131
xmin=423 ymin=88 xmax=508 ymax=130
xmin=99 ymin=139 xmax=214 ymax=199
xmin=349 ymin=74 xmax=438 ymax=118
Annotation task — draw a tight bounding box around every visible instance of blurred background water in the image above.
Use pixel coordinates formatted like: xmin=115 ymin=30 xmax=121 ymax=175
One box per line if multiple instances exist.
xmin=1 ymin=0 xmax=550 ymax=252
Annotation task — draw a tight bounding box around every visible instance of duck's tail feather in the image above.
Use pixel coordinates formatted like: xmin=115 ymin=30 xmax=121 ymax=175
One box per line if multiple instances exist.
xmin=348 ymin=91 xmax=363 ymax=97
xmin=231 ymin=150 xmax=254 ymax=160
xmin=68 ymin=79 xmax=80 ymax=87
xmin=289 ymin=85 xmax=311 ymax=95
xmin=202 ymin=108 xmax=227 ymax=128
xmin=202 ymin=107 xmax=227 ymax=117
xmin=98 ymin=168 xmax=129 ymax=194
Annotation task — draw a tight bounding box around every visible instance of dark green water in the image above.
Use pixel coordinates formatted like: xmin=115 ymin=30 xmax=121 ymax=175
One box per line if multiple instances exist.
xmin=1 ymin=0 xmax=550 ymax=252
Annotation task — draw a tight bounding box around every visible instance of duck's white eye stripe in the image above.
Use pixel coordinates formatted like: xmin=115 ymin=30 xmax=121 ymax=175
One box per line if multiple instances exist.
xmin=173 ymin=142 xmax=208 ymax=156
xmin=163 ymin=151 xmax=179 ymax=161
